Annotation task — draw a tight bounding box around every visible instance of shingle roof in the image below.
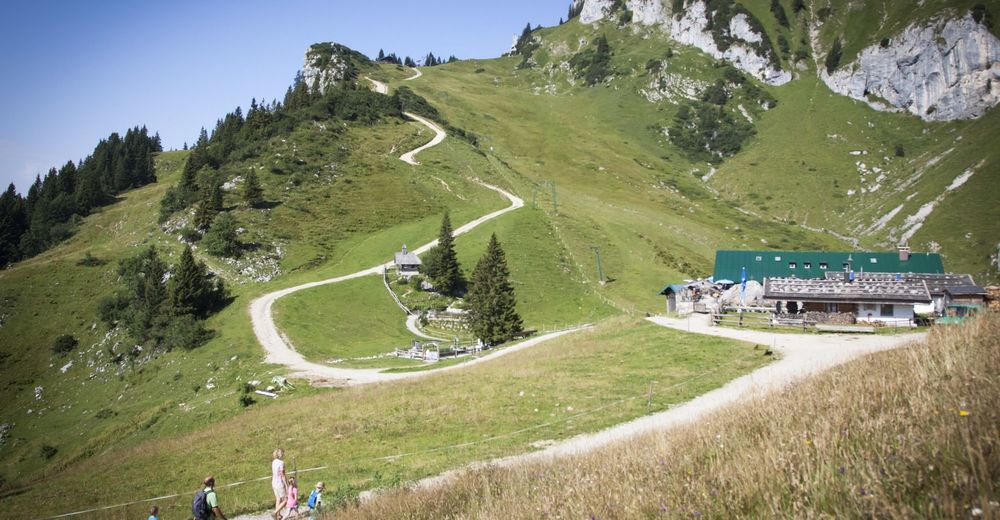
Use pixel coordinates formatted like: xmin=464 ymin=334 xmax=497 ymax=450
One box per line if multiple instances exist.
xmin=713 ymin=250 xmax=944 ymax=282
xmin=825 ymin=272 xmax=975 ymax=296
xmin=945 ymin=285 xmax=987 ymax=297
xmin=394 ymin=251 xmax=421 ymax=266
xmin=658 ymin=284 xmax=688 ymax=295
xmin=763 ymin=277 xmax=932 ymax=304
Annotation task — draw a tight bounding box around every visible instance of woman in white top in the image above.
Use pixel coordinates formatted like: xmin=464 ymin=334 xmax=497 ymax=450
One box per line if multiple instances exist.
xmin=272 ymin=448 xmax=287 ymax=519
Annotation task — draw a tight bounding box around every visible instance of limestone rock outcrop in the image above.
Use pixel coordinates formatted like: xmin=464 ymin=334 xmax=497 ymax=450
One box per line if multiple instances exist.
xmin=575 ymin=0 xmax=791 ymax=85
xmin=669 ymin=1 xmax=791 ymax=85
xmin=301 ymin=43 xmax=355 ymax=94
xmin=821 ymin=15 xmax=1000 ymax=121
xmin=579 ymin=0 xmax=666 ymax=26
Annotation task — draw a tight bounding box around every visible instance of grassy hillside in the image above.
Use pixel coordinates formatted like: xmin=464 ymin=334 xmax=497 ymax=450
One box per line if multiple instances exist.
xmin=338 ymin=314 xmax=1000 ymax=519
xmin=9 ymin=319 xmax=770 ymax=519
xmin=400 ymin=15 xmax=999 ymax=284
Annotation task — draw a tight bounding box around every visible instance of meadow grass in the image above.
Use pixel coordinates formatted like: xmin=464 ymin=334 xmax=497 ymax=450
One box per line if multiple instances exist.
xmin=274 ymin=275 xmax=417 ymax=361
xmin=335 ymin=314 xmax=1000 ymax=519
xmin=12 ymin=318 xmax=769 ymax=519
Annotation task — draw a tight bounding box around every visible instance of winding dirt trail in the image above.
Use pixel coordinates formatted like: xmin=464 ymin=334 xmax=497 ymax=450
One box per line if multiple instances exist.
xmin=393 ymin=314 xmax=926 ymax=494
xmin=399 ymin=112 xmax=447 ymax=165
xmin=249 ymin=75 xmax=534 ymax=385
xmin=404 ymin=67 xmax=422 ymax=81
xmin=248 ymin=180 xmax=525 ymax=385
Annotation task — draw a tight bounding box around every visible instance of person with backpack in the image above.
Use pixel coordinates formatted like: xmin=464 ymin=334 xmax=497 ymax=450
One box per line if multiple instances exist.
xmin=306 ymin=481 xmax=324 ymax=519
xmin=192 ymin=476 xmax=228 ymax=520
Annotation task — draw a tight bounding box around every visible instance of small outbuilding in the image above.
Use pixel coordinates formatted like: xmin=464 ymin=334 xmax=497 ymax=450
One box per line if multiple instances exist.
xmin=944 ymin=285 xmax=988 ymax=306
xmin=658 ymin=284 xmax=689 ymax=313
xmin=394 ymin=244 xmax=421 ymax=277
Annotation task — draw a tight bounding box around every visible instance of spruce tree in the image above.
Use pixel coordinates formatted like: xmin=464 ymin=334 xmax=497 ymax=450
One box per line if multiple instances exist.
xmin=825 ymin=38 xmax=843 ymax=74
xmin=466 ymin=233 xmax=522 ymax=345
xmin=169 ymin=245 xmax=205 ymax=316
xmin=242 ymin=169 xmax=264 ymax=207
xmin=431 ymin=212 xmax=463 ymax=295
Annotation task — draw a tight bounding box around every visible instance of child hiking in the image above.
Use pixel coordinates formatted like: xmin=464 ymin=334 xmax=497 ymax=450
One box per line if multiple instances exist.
xmin=306 ymin=481 xmax=324 ymax=519
xmin=284 ymin=475 xmax=300 ymax=518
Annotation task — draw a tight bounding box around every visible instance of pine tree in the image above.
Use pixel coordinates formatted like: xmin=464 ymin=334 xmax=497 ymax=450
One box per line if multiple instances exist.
xmin=169 ymin=245 xmax=205 ymax=316
xmin=242 ymin=169 xmax=264 ymax=207
xmin=377 ymin=48 xmax=386 ymax=61
xmin=771 ymin=0 xmax=789 ymax=27
xmin=195 ymin=180 xmax=223 ymax=230
xmin=825 ymin=38 xmax=843 ymax=74
xmin=430 ymin=212 xmax=463 ymax=295
xmin=466 ymin=234 xmax=522 ymax=345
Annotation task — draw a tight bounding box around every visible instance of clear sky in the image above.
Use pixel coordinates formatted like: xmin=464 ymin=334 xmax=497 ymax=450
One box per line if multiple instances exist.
xmin=0 ymin=0 xmax=568 ymax=192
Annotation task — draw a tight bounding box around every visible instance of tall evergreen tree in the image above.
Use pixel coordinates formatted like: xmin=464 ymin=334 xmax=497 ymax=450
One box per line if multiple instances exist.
xmin=825 ymin=38 xmax=843 ymax=74
xmin=169 ymin=245 xmax=205 ymax=317
xmin=242 ymin=169 xmax=264 ymax=207
xmin=466 ymin=234 xmax=522 ymax=345
xmin=430 ymin=212 xmax=463 ymax=295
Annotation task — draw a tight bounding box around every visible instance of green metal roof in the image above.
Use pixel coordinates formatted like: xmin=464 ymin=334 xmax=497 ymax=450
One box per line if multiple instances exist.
xmin=713 ymin=250 xmax=944 ymax=283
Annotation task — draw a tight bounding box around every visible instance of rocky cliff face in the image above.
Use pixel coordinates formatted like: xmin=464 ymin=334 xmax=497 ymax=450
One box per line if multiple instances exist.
xmin=301 ymin=42 xmax=362 ymax=94
xmin=576 ymin=0 xmax=791 ymax=85
xmin=670 ymin=1 xmax=791 ymax=85
xmin=822 ymin=15 xmax=1000 ymax=121
xmin=580 ymin=0 xmax=666 ymax=26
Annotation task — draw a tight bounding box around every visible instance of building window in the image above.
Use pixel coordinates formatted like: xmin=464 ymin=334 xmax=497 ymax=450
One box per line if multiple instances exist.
xmin=755 ymin=255 xmax=762 ymax=261
xmin=803 ymin=262 xmax=812 ymax=269
xmin=819 ymin=262 xmax=828 ymax=269
xmin=870 ymin=258 xmax=878 ymax=264
xmin=775 ymin=256 xmax=782 ymax=261
xmin=789 ymin=262 xmax=797 ymax=269
xmin=880 ymin=304 xmax=894 ymax=317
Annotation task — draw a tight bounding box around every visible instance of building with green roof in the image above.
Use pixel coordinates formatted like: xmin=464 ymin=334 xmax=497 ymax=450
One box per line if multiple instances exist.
xmin=712 ymin=249 xmax=944 ymax=283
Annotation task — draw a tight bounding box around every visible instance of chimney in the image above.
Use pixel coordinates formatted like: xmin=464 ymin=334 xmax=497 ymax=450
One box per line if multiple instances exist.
xmin=898 ymin=245 xmax=910 ymax=262
xmin=402 ymin=244 xmax=408 ymax=254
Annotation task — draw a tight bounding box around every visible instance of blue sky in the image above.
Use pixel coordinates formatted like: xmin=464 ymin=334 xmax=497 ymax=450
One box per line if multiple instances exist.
xmin=0 ymin=0 xmax=568 ymax=192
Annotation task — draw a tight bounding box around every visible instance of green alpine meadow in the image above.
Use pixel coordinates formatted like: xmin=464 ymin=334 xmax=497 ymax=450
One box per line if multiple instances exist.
xmin=0 ymin=1 xmax=997 ymax=518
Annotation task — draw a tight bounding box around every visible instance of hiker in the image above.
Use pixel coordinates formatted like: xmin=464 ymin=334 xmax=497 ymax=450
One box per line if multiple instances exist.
xmin=272 ymin=448 xmax=288 ymax=520
xmin=193 ymin=476 xmax=228 ymax=520
xmin=285 ymin=475 xmax=300 ymax=518
xmin=148 ymin=505 xmax=159 ymax=520
xmin=306 ymin=481 xmax=324 ymax=519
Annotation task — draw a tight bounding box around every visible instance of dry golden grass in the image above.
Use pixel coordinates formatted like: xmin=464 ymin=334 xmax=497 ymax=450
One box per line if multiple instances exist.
xmin=334 ymin=314 xmax=1000 ymax=519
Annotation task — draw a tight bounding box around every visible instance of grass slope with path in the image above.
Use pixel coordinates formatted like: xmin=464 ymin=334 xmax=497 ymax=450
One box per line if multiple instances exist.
xmin=339 ymin=315 xmax=998 ymax=519
xmin=13 ymin=318 xmax=769 ymax=519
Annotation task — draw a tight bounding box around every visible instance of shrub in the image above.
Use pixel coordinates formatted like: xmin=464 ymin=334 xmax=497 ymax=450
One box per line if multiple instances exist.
xmin=40 ymin=445 xmax=58 ymax=460
xmin=894 ymin=144 xmax=906 ymax=157
xmin=51 ymin=334 xmax=78 ymax=356
xmin=76 ymin=252 xmax=107 ymax=267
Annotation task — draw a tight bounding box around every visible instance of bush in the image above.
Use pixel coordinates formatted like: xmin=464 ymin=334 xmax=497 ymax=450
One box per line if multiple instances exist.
xmin=40 ymin=445 xmax=58 ymax=460
xmin=51 ymin=334 xmax=78 ymax=356
xmin=201 ymin=212 xmax=241 ymax=258
xmin=76 ymin=252 xmax=107 ymax=267
xmin=160 ymin=314 xmax=212 ymax=351
xmin=894 ymin=144 xmax=906 ymax=157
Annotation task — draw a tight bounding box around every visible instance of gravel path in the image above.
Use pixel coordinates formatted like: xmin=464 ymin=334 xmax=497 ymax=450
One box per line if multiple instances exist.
xmin=248 ymin=180 xmax=525 ymax=386
xmin=397 ymin=314 xmax=926 ymax=493
xmin=399 ymin=112 xmax=446 ymax=165
xmin=405 ymin=314 xmax=446 ymax=341
xmin=404 ymin=67 xmax=422 ymax=81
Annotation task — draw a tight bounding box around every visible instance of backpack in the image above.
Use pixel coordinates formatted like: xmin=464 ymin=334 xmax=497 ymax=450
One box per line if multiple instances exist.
xmin=192 ymin=488 xmax=213 ymax=519
xmin=307 ymin=489 xmax=320 ymax=509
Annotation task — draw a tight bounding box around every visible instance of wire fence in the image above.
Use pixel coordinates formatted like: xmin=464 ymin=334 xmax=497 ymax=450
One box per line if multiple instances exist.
xmin=40 ymin=353 xmax=750 ymax=519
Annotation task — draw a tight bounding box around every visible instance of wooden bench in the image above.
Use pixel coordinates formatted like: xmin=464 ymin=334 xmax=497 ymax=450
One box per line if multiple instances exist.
xmin=815 ymin=324 xmax=876 ymax=333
